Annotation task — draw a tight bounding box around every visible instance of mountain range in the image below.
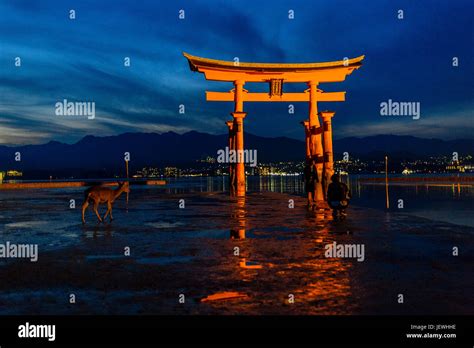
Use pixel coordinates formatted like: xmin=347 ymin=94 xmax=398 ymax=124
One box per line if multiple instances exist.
xmin=0 ymin=131 xmax=472 ymax=178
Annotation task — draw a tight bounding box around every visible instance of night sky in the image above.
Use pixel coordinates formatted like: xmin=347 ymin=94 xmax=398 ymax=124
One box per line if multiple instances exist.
xmin=1 ymin=0 xmax=473 ymax=145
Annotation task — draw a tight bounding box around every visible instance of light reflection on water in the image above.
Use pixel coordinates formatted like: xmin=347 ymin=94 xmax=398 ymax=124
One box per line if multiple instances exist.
xmin=0 ymin=175 xmax=472 ymax=315
xmin=165 ymin=175 xmax=474 ymax=227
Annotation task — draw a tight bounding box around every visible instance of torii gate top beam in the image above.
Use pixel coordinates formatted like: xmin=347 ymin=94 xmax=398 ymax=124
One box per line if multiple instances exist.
xmin=183 ymin=52 xmax=364 ymax=83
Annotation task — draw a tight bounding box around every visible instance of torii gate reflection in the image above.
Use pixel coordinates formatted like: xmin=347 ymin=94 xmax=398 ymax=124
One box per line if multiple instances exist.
xmin=184 ymin=53 xmax=364 ymax=201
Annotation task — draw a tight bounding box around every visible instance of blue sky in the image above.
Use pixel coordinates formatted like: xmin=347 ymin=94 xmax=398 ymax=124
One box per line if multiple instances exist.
xmin=0 ymin=0 xmax=473 ymax=145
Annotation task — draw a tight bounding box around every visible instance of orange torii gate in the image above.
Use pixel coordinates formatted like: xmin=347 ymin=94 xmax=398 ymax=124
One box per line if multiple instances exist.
xmin=183 ymin=52 xmax=364 ymax=199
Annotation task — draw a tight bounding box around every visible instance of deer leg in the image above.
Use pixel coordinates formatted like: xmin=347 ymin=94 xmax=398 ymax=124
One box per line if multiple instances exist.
xmin=109 ymin=203 xmax=114 ymax=221
xmin=81 ymin=200 xmax=89 ymax=224
xmin=93 ymin=201 xmax=102 ymax=223
xmin=103 ymin=208 xmax=109 ymax=221
xmin=103 ymin=201 xmax=112 ymax=221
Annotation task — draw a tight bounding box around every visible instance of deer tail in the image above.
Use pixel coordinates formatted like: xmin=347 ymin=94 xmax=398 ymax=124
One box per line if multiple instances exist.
xmin=83 ymin=189 xmax=92 ymax=202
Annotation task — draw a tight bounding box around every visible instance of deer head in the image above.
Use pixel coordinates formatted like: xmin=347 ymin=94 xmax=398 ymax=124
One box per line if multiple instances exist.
xmin=118 ymin=181 xmax=130 ymax=193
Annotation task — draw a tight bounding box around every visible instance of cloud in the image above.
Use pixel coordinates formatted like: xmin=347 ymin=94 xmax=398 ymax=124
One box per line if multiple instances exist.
xmin=0 ymin=0 xmax=472 ymax=145
xmin=0 ymin=125 xmax=52 ymax=145
xmin=337 ymin=108 xmax=474 ymax=140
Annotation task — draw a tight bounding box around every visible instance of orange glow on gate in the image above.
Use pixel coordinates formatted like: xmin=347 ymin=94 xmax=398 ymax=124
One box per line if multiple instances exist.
xmin=184 ymin=52 xmax=364 ymax=199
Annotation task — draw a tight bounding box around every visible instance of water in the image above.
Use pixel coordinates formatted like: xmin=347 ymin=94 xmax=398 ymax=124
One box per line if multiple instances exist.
xmin=0 ymin=175 xmax=472 ymax=315
xmin=3 ymin=175 xmax=468 ymax=253
xmin=164 ymin=175 xmax=474 ymax=227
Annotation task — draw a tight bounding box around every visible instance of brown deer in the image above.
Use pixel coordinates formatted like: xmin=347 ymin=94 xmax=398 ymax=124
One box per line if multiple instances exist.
xmin=82 ymin=182 xmax=130 ymax=224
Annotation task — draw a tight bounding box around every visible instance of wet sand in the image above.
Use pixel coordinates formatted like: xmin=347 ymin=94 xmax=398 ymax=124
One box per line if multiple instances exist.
xmin=0 ymin=188 xmax=472 ymax=315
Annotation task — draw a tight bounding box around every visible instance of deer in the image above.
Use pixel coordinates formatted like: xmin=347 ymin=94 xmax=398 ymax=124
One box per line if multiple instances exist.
xmin=82 ymin=182 xmax=130 ymax=224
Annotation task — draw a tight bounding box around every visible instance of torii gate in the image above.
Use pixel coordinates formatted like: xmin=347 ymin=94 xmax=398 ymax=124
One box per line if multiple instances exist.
xmin=184 ymin=52 xmax=364 ymax=199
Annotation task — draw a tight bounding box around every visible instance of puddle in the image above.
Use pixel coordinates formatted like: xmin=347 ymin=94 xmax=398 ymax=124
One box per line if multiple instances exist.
xmin=5 ymin=221 xmax=48 ymax=229
xmin=146 ymin=222 xmax=184 ymax=229
xmin=135 ymin=255 xmax=193 ymax=265
xmin=86 ymin=255 xmax=126 ymax=261
xmin=238 ymin=258 xmax=263 ymax=269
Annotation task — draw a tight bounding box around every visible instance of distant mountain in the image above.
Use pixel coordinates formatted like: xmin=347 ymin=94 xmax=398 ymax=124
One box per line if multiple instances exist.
xmin=0 ymin=132 xmax=472 ymax=178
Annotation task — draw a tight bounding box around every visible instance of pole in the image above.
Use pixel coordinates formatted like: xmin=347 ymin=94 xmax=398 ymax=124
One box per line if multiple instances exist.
xmin=385 ymin=155 xmax=389 ymax=209
xmin=125 ymin=160 xmax=129 ymax=206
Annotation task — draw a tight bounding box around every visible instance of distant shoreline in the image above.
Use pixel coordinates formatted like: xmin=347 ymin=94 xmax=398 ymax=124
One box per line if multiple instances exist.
xmin=0 ymin=179 xmax=165 ymax=190
xmin=1 ymin=174 xmax=473 ymax=190
xmin=358 ymin=176 xmax=474 ymax=183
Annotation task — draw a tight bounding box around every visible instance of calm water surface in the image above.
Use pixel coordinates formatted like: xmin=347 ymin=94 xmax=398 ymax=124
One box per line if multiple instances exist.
xmin=166 ymin=175 xmax=474 ymax=227
xmin=0 ymin=175 xmax=472 ymax=315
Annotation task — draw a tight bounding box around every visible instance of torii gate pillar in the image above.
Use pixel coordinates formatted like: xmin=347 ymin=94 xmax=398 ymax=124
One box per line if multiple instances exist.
xmin=308 ymin=81 xmax=324 ymax=202
xmin=225 ymin=120 xmax=236 ymax=194
xmin=231 ymin=111 xmax=246 ymax=197
xmin=321 ymin=111 xmax=335 ymax=198
xmin=232 ymin=79 xmax=246 ymax=197
xmin=301 ymin=120 xmax=311 ymax=160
